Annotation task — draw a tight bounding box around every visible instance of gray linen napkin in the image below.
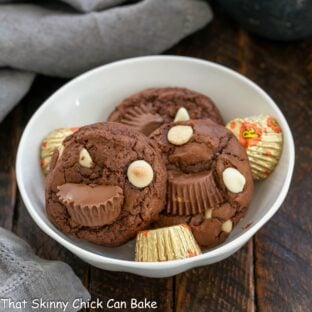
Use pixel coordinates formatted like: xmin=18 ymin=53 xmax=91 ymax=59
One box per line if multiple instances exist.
xmin=0 ymin=0 xmax=213 ymax=121
xmin=0 ymin=228 xmax=90 ymax=312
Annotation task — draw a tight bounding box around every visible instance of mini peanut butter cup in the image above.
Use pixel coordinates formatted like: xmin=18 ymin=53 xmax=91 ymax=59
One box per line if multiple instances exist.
xmin=40 ymin=127 xmax=78 ymax=175
xmin=57 ymin=183 xmax=124 ymax=227
xmin=135 ymin=224 xmax=201 ymax=262
xmin=120 ymin=104 xmax=163 ymax=136
xmin=167 ymin=171 xmax=224 ymax=215
xmin=226 ymin=115 xmax=283 ymax=180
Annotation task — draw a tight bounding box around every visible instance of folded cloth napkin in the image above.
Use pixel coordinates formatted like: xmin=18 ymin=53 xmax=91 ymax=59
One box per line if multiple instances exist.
xmin=0 ymin=0 xmax=213 ymax=122
xmin=0 ymin=227 xmax=90 ymax=312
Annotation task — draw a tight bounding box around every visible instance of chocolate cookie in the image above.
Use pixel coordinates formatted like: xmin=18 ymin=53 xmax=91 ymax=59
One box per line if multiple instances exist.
xmin=45 ymin=122 xmax=167 ymax=247
xmin=108 ymin=87 xmax=224 ymax=136
xmin=149 ymin=119 xmax=254 ymax=248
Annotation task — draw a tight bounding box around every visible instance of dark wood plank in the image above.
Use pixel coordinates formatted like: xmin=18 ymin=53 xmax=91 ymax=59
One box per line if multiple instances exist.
xmin=90 ymin=269 xmax=173 ymax=311
xmin=167 ymin=6 xmax=256 ymax=312
xmin=246 ymin=37 xmax=312 ymax=311
xmin=175 ymin=242 xmax=255 ymax=312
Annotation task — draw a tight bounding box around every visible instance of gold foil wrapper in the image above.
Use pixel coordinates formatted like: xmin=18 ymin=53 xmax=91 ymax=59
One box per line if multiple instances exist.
xmin=40 ymin=127 xmax=78 ymax=175
xmin=226 ymin=115 xmax=283 ymax=180
xmin=167 ymin=171 xmax=224 ymax=215
xmin=135 ymin=224 xmax=201 ymax=262
xmin=57 ymin=184 xmax=123 ymax=227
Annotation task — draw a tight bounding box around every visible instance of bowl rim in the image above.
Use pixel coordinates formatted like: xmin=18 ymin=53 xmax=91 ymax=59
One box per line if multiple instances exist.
xmin=16 ymin=55 xmax=295 ymax=269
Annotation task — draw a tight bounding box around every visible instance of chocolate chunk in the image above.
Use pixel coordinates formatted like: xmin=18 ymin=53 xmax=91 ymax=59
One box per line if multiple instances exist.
xmin=168 ymin=142 xmax=214 ymax=171
xmin=191 ymin=219 xmax=223 ymax=248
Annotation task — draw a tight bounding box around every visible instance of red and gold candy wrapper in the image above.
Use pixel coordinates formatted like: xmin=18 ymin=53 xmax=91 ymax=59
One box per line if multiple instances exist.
xmin=226 ymin=115 xmax=283 ymax=180
xmin=135 ymin=224 xmax=201 ymax=262
xmin=40 ymin=127 xmax=78 ymax=175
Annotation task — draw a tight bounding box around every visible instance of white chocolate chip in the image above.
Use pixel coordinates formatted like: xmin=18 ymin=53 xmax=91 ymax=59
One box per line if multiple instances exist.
xmin=167 ymin=125 xmax=193 ymax=146
xmin=127 ymin=160 xmax=154 ymax=188
xmin=58 ymin=145 xmax=64 ymax=158
xmin=79 ymin=148 xmax=93 ymax=168
xmin=222 ymin=167 xmax=246 ymax=193
xmin=174 ymin=107 xmax=190 ymax=122
xmin=205 ymin=208 xmax=213 ymax=219
xmin=222 ymin=220 xmax=233 ymax=233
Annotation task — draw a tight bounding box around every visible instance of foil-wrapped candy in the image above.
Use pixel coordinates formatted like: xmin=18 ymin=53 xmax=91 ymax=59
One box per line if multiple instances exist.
xmin=226 ymin=115 xmax=283 ymax=180
xmin=40 ymin=127 xmax=78 ymax=175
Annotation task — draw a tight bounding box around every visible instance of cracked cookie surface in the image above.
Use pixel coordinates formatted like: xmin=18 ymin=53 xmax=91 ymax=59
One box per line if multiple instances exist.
xmin=45 ymin=122 xmax=167 ymax=247
xmin=149 ymin=119 xmax=254 ymax=248
xmin=108 ymin=87 xmax=224 ymax=136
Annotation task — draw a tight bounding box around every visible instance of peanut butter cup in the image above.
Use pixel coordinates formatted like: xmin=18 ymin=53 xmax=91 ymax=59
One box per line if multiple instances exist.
xmin=108 ymin=87 xmax=224 ymax=136
xmin=57 ymin=183 xmax=124 ymax=227
xmin=119 ymin=103 xmax=163 ymax=135
xmin=135 ymin=224 xmax=201 ymax=262
xmin=167 ymin=171 xmax=224 ymax=215
xmin=226 ymin=114 xmax=283 ymax=180
xmin=40 ymin=127 xmax=78 ymax=175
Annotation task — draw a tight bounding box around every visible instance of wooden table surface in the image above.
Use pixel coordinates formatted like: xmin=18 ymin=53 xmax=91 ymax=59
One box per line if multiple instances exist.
xmin=0 ymin=4 xmax=311 ymax=312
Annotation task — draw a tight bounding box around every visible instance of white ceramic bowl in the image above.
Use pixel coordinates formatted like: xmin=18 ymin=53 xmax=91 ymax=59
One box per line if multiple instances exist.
xmin=16 ymin=56 xmax=294 ymax=278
